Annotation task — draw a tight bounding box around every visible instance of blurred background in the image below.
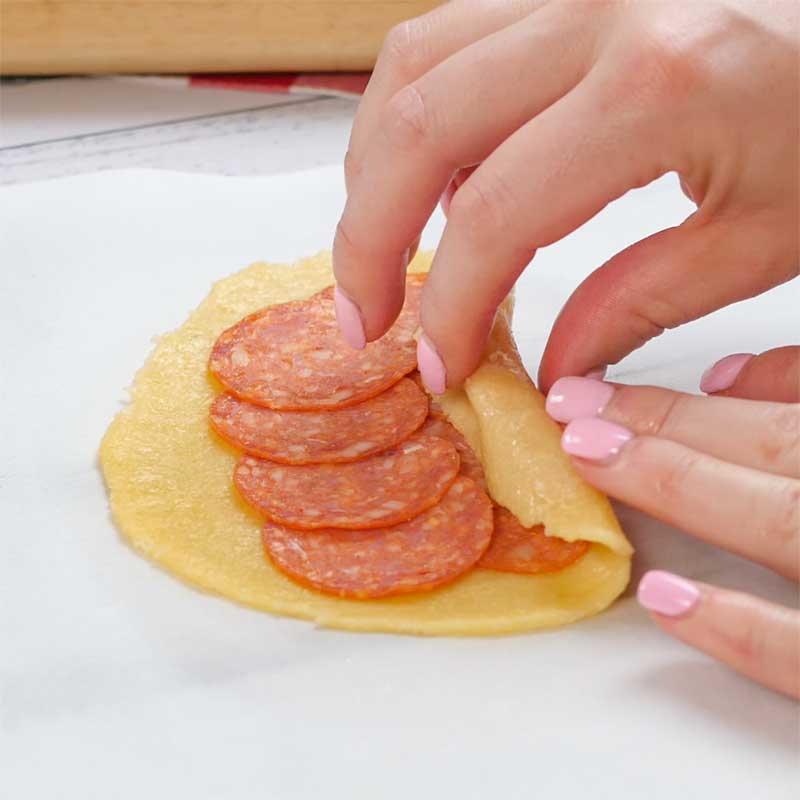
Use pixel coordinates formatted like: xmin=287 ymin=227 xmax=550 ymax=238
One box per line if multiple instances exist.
xmin=0 ymin=1 xmax=441 ymax=185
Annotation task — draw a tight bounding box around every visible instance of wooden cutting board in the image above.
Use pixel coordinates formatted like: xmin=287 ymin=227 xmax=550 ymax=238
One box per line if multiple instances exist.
xmin=1 ymin=1 xmax=442 ymax=75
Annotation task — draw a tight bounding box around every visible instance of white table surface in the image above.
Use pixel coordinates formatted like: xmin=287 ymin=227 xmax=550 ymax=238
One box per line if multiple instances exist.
xmin=1 ymin=163 xmax=798 ymax=800
xmin=2 ymin=77 xmax=798 ymax=798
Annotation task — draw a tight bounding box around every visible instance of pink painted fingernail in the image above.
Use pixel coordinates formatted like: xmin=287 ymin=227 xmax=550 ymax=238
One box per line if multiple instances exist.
xmin=700 ymin=352 xmax=754 ymax=394
xmin=417 ymin=334 xmax=447 ymax=395
xmin=637 ymin=570 xmax=700 ymax=617
xmin=334 ymin=286 xmax=366 ymax=350
xmin=546 ymin=377 xmax=615 ymax=423
xmin=561 ymin=418 xmax=633 ymax=461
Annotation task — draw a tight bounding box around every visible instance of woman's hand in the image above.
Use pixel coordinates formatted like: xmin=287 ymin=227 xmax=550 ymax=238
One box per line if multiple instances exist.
xmin=333 ymin=0 xmax=798 ymax=394
xmin=545 ymin=346 xmax=800 ymax=698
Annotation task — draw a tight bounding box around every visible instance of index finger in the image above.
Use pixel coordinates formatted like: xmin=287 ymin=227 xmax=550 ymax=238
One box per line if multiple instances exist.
xmin=347 ymin=0 xmax=542 ymax=190
xmin=562 ymin=426 xmax=799 ymax=580
xmin=334 ymin=2 xmax=595 ymax=344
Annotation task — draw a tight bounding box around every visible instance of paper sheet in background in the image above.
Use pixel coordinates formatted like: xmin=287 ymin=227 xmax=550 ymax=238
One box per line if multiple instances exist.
xmin=1 ymin=168 xmax=797 ymax=799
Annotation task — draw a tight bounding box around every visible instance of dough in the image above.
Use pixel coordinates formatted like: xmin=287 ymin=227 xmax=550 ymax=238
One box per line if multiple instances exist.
xmin=100 ymin=251 xmax=632 ymax=635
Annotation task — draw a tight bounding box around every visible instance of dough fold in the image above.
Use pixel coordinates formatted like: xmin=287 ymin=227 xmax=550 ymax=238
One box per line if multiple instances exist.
xmin=100 ymin=251 xmax=631 ymax=635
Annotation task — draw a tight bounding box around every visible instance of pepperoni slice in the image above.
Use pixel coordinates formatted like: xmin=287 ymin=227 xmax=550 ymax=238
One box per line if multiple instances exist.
xmin=478 ymin=507 xmax=590 ymax=574
xmin=262 ymin=476 xmax=493 ymax=598
xmin=420 ymin=415 xmax=486 ymax=489
xmin=234 ymin=434 xmax=459 ymax=529
xmin=209 ymin=277 xmax=423 ymax=410
xmin=408 ymin=370 xmax=426 ymax=394
xmin=408 ymin=370 xmax=446 ymax=419
xmin=210 ymin=378 xmax=428 ymax=464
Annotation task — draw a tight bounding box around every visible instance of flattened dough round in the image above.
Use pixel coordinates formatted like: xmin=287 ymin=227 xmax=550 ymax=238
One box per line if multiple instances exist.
xmin=100 ymin=251 xmax=631 ymax=636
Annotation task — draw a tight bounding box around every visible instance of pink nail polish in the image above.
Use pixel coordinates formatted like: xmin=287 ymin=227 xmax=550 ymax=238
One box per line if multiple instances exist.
xmin=334 ymin=286 xmax=366 ymax=350
xmin=561 ymin=418 xmax=633 ymax=461
xmin=700 ymin=352 xmax=754 ymax=394
xmin=417 ymin=335 xmax=447 ymax=395
xmin=546 ymin=377 xmax=615 ymax=423
xmin=637 ymin=570 xmax=700 ymax=617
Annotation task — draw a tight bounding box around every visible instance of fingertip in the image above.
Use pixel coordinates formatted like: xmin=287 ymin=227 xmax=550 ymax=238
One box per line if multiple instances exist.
xmin=417 ymin=334 xmax=447 ymax=395
xmin=333 ymin=216 xmax=409 ymax=344
xmin=712 ymin=346 xmax=800 ymax=403
xmin=700 ymin=353 xmax=754 ymax=394
xmin=560 ymin=417 xmax=633 ymax=461
xmin=334 ymin=286 xmax=367 ymax=350
xmin=416 ymin=283 xmax=494 ymax=393
xmin=545 ymin=376 xmax=614 ymax=423
xmin=636 ymin=570 xmax=701 ymax=618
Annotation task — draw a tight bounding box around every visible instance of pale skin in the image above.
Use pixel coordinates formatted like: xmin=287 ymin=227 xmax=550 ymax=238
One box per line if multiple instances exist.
xmin=333 ymin=0 xmax=799 ymax=696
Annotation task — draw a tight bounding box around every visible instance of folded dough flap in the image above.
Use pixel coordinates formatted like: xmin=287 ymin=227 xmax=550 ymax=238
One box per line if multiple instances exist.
xmin=101 ymin=251 xmax=631 ymax=635
xmin=438 ymin=301 xmax=633 ymax=559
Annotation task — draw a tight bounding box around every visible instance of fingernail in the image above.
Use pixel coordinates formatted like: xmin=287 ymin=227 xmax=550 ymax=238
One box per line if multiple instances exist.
xmin=584 ymin=367 xmax=607 ymax=380
xmin=334 ymin=286 xmax=366 ymax=350
xmin=546 ymin=377 xmax=615 ymax=423
xmin=700 ymin=352 xmax=754 ymax=394
xmin=561 ymin=418 xmax=633 ymax=461
xmin=417 ymin=334 xmax=447 ymax=395
xmin=637 ymin=570 xmax=700 ymax=617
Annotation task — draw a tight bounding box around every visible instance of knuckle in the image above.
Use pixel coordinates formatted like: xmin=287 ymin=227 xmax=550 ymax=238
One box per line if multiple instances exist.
xmin=648 ymin=445 xmax=701 ymax=508
xmin=609 ymin=18 xmax=713 ymax=111
xmin=379 ymin=84 xmax=432 ymax=153
xmin=769 ymin=482 xmax=800 ymax=560
xmin=334 ymin=216 xmax=364 ymax=261
xmin=760 ymin=404 xmax=800 ymax=470
xmin=707 ymin=592 xmax=772 ymax=671
xmin=380 ymin=20 xmax=426 ymax=80
xmin=447 ymin=172 xmax=519 ymax=249
xmin=653 ymin=393 xmax=692 ymax=438
xmin=728 ymin=612 xmax=765 ymax=666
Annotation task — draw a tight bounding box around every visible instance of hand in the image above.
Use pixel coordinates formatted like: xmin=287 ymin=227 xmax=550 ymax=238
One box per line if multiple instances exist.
xmin=545 ymin=346 xmax=800 ymax=698
xmin=332 ymin=0 xmax=799 ymax=394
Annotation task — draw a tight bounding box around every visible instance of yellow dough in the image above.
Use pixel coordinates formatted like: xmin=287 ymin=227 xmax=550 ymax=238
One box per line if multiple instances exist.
xmin=100 ymin=252 xmax=632 ymax=635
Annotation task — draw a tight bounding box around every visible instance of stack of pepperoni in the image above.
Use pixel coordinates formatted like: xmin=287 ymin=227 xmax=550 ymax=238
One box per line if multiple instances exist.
xmin=208 ymin=276 xmax=588 ymax=599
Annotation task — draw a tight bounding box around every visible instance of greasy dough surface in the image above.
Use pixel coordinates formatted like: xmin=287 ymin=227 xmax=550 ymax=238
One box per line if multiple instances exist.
xmin=100 ymin=251 xmax=632 ymax=635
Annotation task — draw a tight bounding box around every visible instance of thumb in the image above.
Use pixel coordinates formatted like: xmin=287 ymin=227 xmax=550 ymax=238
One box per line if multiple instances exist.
xmin=701 ymin=346 xmax=800 ymax=403
xmin=538 ymin=211 xmax=798 ymax=393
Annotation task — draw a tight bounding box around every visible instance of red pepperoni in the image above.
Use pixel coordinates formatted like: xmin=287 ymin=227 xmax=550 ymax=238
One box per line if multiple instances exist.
xmin=209 ymin=276 xmax=424 ymax=410
xmin=234 ymin=433 xmax=459 ymax=530
xmin=408 ymin=370 xmax=446 ymax=419
xmin=262 ymin=476 xmax=493 ymax=598
xmin=408 ymin=370 xmax=426 ymax=393
xmin=210 ymin=378 xmax=428 ymax=464
xmin=404 ymin=272 xmax=425 ymax=308
xmin=420 ymin=415 xmax=486 ymax=489
xmin=478 ymin=507 xmax=590 ymax=574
